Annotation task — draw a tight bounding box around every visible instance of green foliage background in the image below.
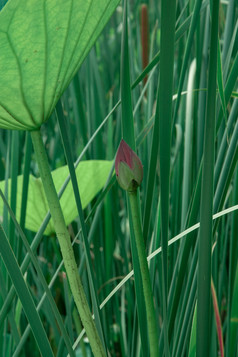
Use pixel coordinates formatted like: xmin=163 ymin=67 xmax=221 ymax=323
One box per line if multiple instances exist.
xmin=0 ymin=0 xmax=237 ymax=356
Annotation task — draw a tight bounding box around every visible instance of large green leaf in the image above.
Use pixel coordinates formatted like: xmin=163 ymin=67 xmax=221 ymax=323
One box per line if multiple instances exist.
xmin=0 ymin=0 xmax=119 ymax=130
xmin=0 ymin=160 xmax=113 ymax=234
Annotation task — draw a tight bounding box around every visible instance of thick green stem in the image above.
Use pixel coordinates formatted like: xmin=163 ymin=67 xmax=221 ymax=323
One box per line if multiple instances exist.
xmin=31 ymin=129 xmax=106 ymax=357
xmin=128 ymin=190 xmax=159 ymax=357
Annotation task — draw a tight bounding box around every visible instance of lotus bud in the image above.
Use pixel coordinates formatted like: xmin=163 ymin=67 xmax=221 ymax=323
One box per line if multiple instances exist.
xmin=115 ymin=139 xmax=143 ymax=192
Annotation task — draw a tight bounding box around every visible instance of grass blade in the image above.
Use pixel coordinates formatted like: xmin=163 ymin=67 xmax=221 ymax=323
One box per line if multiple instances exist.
xmin=188 ymin=302 xmax=197 ymax=357
xmin=0 ymin=190 xmax=75 ymax=356
xmin=158 ymin=0 xmax=176 ymax=354
xmin=197 ymin=0 xmax=220 ymax=355
xmin=0 ymin=223 xmax=54 ymax=357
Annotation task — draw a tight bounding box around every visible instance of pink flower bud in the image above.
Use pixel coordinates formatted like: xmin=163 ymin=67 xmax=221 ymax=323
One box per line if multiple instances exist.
xmin=115 ymin=139 xmax=143 ymax=191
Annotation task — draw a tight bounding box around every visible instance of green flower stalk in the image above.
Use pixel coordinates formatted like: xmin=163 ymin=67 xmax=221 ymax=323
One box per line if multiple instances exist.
xmin=115 ymin=139 xmax=159 ymax=357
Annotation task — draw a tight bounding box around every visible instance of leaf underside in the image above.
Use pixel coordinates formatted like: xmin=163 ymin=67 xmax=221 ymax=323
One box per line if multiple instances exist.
xmin=0 ymin=0 xmax=119 ymax=130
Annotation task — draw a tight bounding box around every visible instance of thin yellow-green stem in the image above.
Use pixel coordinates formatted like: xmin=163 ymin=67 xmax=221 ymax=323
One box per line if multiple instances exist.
xmin=31 ymin=129 xmax=106 ymax=357
xmin=128 ymin=190 xmax=159 ymax=357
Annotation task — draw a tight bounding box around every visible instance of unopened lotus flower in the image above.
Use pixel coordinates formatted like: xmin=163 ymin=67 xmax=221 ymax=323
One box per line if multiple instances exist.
xmin=115 ymin=139 xmax=143 ymax=192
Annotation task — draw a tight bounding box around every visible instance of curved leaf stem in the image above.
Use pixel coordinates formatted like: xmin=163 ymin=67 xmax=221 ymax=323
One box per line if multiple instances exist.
xmin=30 ymin=129 xmax=106 ymax=357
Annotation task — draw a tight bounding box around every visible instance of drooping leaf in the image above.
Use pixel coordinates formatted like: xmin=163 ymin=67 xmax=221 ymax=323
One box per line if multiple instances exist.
xmin=0 ymin=160 xmax=113 ymax=234
xmin=0 ymin=0 xmax=120 ymax=130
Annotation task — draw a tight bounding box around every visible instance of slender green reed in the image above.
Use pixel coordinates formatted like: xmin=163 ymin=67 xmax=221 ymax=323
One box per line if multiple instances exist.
xmin=0 ymin=223 xmax=54 ymax=357
xmin=158 ymin=1 xmax=176 ymax=355
xmin=197 ymin=0 xmax=220 ymax=355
